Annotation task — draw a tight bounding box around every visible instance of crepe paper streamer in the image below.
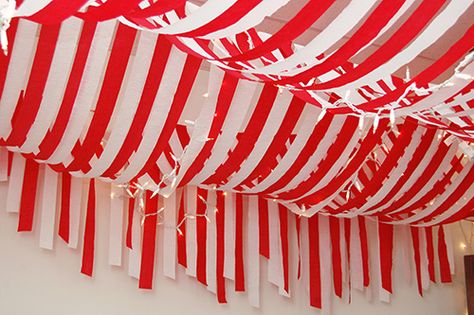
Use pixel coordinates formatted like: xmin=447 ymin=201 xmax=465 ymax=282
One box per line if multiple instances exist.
xmin=247 ymin=195 xmax=260 ymax=307
xmin=139 ymin=191 xmax=159 ymax=289
xmin=66 ymin=176 xmax=83 ymax=249
xmin=5 ymin=153 xmax=25 ymax=213
xmin=17 ymin=158 xmax=39 ymax=231
xmin=109 ymin=184 xmax=124 ymax=266
xmin=185 ymin=185 xmax=197 ymax=277
xmin=39 ymin=166 xmax=58 ymax=250
xmin=163 ymin=191 xmax=178 ymax=279
xmin=81 ymin=179 xmax=96 ymax=277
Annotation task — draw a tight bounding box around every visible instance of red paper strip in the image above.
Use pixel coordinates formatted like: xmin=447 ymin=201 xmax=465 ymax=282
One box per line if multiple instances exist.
xmin=139 ymin=191 xmax=158 ymax=289
xmin=378 ymin=221 xmax=394 ymax=293
xmin=425 ymin=226 xmax=436 ymax=283
xmin=126 ymin=186 xmax=135 ymax=250
xmin=18 ymin=159 xmax=40 ymax=232
xmin=437 ymin=226 xmax=452 ymax=283
xmin=329 ymin=216 xmax=343 ymax=298
xmin=177 ymin=191 xmax=187 ymax=268
xmin=410 ymin=226 xmax=423 ymax=296
xmin=58 ymin=172 xmax=72 ymax=243
xmin=279 ymin=204 xmax=290 ymax=294
xmin=81 ymin=179 xmax=96 ymax=277
xmin=235 ymin=193 xmax=245 ymax=291
xmin=6 ymin=24 xmax=61 ymax=147
xmin=216 ymin=191 xmax=227 ymax=303
xmin=358 ymin=216 xmax=370 ymax=287
xmin=196 ymin=188 xmax=208 ymax=286
xmin=308 ymin=215 xmax=321 ymax=309
xmin=258 ymin=196 xmax=270 ymax=258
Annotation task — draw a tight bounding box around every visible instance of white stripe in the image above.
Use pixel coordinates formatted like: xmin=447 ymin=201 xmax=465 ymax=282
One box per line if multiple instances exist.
xmin=15 ymin=0 xmax=53 ymax=17
xmin=46 ymin=20 xmax=116 ymax=165
xmin=319 ymin=216 xmax=332 ymax=315
xmin=109 ymin=185 xmax=124 ymax=266
xmin=244 ymin=105 xmax=319 ymax=193
xmin=67 ymin=176 xmax=83 ymax=249
xmin=223 ymin=191 xmax=236 ymax=280
xmin=267 ymin=200 xmax=282 ymax=287
xmin=206 ymin=190 xmax=217 ymax=293
xmin=163 ymin=191 xmax=178 ymax=279
xmin=6 ymin=153 xmax=25 ymax=213
xmin=350 ymin=218 xmax=363 ymax=291
xmin=0 ymin=147 xmax=8 ymax=181
xmin=0 ymin=20 xmax=38 ymax=138
xmin=20 ymin=18 xmax=82 ymax=154
xmin=190 ymin=79 xmax=257 ymax=184
xmin=128 ymin=201 xmax=142 ymax=279
xmin=114 ymin=45 xmax=187 ymax=183
xmin=247 ymin=195 xmax=260 ymax=307
xmin=86 ymin=31 xmax=159 ymax=177
xmin=39 ymin=166 xmax=58 ymax=250
xmin=185 ymin=185 xmax=197 ymax=277
xmin=222 ymin=89 xmax=293 ymax=189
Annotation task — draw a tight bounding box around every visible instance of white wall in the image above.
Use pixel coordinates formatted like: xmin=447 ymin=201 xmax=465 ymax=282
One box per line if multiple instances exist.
xmin=0 ymin=179 xmax=470 ymax=315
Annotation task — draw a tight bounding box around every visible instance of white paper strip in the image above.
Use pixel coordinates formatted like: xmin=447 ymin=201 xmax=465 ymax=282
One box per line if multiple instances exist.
xmin=6 ymin=153 xmax=25 ymax=213
xmin=300 ymin=217 xmax=310 ymax=292
xmin=128 ymin=202 xmax=142 ymax=279
xmin=185 ymin=185 xmax=197 ymax=277
xmin=67 ymin=176 xmax=83 ymax=249
xmin=0 ymin=147 xmax=8 ymax=181
xmin=39 ymin=166 xmax=58 ymax=250
xmin=350 ymin=217 xmax=364 ymax=291
xmin=319 ymin=216 xmax=332 ymax=315
xmin=223 ymin=192 xmax=236 ymax=280
xmin=267 ymin=200 xmax=282 ymax=287
xmin=163 ymin=191 xmax=178 ymax=279
xmin=247 ymin=195 xmax=260 ymax=307
xmin=376 ymin=219 xmax=391 ymax=303
xmin=206 ymin=191 xmax=217 ymax=293
xmin=109 ymin=185 xmax=124 ymax=266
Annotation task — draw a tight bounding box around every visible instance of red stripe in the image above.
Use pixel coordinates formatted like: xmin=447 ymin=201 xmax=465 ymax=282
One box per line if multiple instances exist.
xmin=410 ymin=226 xmax=423 ymax=296
xmin=177 ymin=191 xmax=187 ymax=268
xmin=297 ymin=0 xmax=444 ymax=90
xmin=279 ymin=204 xmax=290 ymax=294
xmin=437 ymin=225 xmax=452 ymax=283
xmin=425 ymin=226 xmax=436 ymax=283
xmin=203 ymin=84 xmax=278 ymax=186
xmin=216 ymin=191 xmax=227 ymax=303
xmin=275 ymin=0 xmax=405 ymax=86
xmin=358 ymin=216 xmax=370 ymax=287
xmin=27 ymin=0 xmax=89 ymax=24
xmin=79 ymin=0 xmax=142 ymax=21
xmin=344 ymin=218 xmax=352 ymax=302
xmin=139 ymin=191 xmax=159 ymax=289
xmin=260 ymin=112 xmax=333 ymax=194
xmin=58 ymin=172 xmax=71 ymax=243
xmin=101 ymin=35 xmax=173 ymax=178
xmin=235 ymin=193 xmax=245 ymax=291
xmin=0 ymin=19 xmax=19 ymax=100
xmin=378 ymin=221 xmax=394 ymax=293
xmin=127 ymin=0 xmax=186 ymax=18
xmin=126 ymin=188 xmax=135 ymax=250
xmin=329 ymin=216 xmax=342 ymax=298
xmin=236 ymin=96 xmax=306 ymax=190
xmin=67 ymin=24 xmax=137 ymax=172
xmin=220 ymin=0 xmax=335 ymax=62
xmin=18 ymin=159 xmax=40 ymax=232
xmin=178 ymin=73 xmax=239 ymax=186
xmin=81 ymin=179 xmax=96 ymax=277
xmin=138 ymin=55 xmax=202 ymax=179
xmin=178 ymin=1 xmax=263 ymax=37
xmin=308 ymin=215 xmax=321 ymax=309
xmin=35 ymin=21 xmax=97 ymax=160
xmin=6 ymin=24 xmax=61 ymax=147
xmin=196 ymin=188 xmax=208 ymax=286
xmin=258 ymin=196 xmax=270 ymax=258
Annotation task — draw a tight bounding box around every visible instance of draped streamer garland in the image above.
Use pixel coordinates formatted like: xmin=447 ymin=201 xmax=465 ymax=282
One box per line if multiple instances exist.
xmin=0 ymin=0 xmax=472 ymax=313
